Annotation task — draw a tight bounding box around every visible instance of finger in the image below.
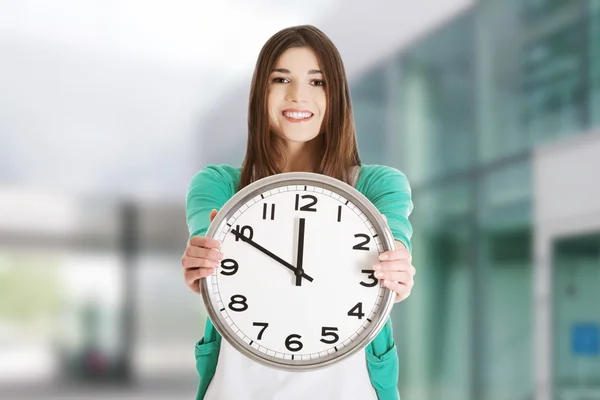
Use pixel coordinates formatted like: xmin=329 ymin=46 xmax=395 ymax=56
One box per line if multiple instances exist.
xmin=186 ymin=275 xmax=202 ymax=294
xmin=184 ymin=267 xmax=215 ymax=289
xmin=186 ymin=246 xmax=224 ymax=261
xmin=209 ymin=209 xmax=218 ymax=222
xmin=188 ymin=280 xmax=201 ymax=294
xmin=383 ymin=279 xmax=412 ymax=302
xmin=185 ymin=266 xmax=216 ymax=281
xmin=189 ymin=236 xmax=221 ymax=249
xmin=374 ymin=259 xmax=414 ymax=273
xmin=379 ymin=248 xmax=411 ymax=261
xmin=181 ymin=255 xmax=220 ymax=270
xmin=375 ymin=270 xmax=412 ymax=283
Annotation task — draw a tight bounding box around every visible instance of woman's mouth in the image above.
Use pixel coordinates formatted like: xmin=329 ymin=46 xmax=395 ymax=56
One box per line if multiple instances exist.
xmin=282 ymin=110 xmax=314 ymax=123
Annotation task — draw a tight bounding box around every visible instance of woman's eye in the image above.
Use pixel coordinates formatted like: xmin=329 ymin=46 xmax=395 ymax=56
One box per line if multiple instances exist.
xmin=312 ymin=80 xmax=325 ymax=87
xmin=272 ymin=77 xmax=289 ymax=84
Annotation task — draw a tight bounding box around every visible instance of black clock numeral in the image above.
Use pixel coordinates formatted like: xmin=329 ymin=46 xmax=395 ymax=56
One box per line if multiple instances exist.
xmin=347 ymin=302 xmax=365 ymax=319
xmin=234 ymin=225 xmax=254 ymax=241
xmin=337 ymin=205 xmax=342 ymax=222
xmin=228 ymin=295 xmax=248 ymax=312
xmin=252 ymin=322 xmax=269 ymax=340
xmin=320 ymin=327 xmax=340 ymax=344
xmin=295 ymin=194 xmax=318 ymax=212
xmin=360 ymin=269 xmax=379 ymax=287
xmin=353 ymin=233 xmax=371 ymax=251
xmin=262 ymin=203 xmax=275 ymax=220
xmin=220 ymin=259 xmax=239 ymax=276
xmin=285 ymin=334 xmax=303 ymax=352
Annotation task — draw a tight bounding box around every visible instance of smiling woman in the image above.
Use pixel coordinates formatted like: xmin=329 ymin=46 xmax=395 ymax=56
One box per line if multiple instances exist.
xmin=243 ymin=25 xmax=360 ymax=189
xmin=182 ymin=25 xmax=415 ymax=400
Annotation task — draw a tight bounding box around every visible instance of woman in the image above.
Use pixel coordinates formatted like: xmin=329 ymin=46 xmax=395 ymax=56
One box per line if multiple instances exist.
xmin=182 ymin=25 xmax=415 ymax=400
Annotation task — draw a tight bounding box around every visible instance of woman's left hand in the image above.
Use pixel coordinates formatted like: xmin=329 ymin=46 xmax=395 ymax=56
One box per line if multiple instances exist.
xmin=375 ymin=215 xmax=416 ymax=303
xmin=374 ymin=247 xmax=415 ymax=303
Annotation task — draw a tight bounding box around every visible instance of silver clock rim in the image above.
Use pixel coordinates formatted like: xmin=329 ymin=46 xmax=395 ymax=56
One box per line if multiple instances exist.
xmin=200 ymin=171 xmax=396 ymax=371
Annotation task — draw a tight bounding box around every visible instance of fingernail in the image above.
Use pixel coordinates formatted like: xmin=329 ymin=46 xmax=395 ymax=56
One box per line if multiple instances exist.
xmin=373 ymin=264 xmax=382 ymax=270
xmin=379 ymin=254 xmax=388 ymax=261
xmin=375 ymin=271 xmax=384 ymax=279
xmin=384 ymin=279 xmax=391 ymax=287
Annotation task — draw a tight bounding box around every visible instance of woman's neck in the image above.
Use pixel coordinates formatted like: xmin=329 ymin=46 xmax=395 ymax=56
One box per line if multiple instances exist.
xmin=282 ymin=139 xmax=321 ymax=173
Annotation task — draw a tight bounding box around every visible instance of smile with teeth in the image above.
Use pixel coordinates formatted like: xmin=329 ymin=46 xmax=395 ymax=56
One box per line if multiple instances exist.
xmin=282 ymin=110 xmax=314 ymax=122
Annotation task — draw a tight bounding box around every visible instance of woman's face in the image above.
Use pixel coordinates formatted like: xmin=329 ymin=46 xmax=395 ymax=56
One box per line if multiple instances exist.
xmin=267 ymin=47 xmax=326 ymax=145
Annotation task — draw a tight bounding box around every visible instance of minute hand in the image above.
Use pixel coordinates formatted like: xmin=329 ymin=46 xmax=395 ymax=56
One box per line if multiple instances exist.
xmin=231 ymin=228 xmax=314 ymax=282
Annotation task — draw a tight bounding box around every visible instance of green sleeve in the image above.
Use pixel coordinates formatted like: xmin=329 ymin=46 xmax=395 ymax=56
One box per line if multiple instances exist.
xmin=359 ymin=166 xmax=414 ymax=252
xmin=186 ymin=165 xmax=238 ymax=238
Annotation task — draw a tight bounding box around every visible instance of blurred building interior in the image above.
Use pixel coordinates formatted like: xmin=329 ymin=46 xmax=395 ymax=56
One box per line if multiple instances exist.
xmin=0 ymin=0 xmax=599 ymax=399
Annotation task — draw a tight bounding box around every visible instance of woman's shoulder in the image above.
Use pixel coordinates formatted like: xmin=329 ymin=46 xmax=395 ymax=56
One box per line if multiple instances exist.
xmin=194 ymin=164 xmax=241 ymax=178
xmin=357 ymin=164 xmax=410 ymax=189
xmin=187 ymin=164 xmax=242 ymax=192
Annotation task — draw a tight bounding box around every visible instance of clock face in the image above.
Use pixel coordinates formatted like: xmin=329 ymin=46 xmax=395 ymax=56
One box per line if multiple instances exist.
xmin=203 ymin=177 xmax=394 ymax=370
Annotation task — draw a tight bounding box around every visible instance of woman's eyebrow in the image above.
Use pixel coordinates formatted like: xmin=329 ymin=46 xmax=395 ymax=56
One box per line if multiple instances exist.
xmin=271 ymin=68 xmax=322 ymax=75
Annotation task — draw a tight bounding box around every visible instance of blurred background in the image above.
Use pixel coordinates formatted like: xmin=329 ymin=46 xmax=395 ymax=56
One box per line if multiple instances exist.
xmin=0 ymin=0 xmax=599 ymax=399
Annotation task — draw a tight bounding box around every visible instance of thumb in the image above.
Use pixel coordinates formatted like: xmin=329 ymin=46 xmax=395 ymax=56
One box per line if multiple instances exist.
xmin=209 ymin=209 xmax=218 ymax=222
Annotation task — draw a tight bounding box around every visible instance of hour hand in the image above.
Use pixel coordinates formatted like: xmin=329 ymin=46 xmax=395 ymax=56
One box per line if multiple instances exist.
xmin=231 ymin=228 xmax=314 ymax=282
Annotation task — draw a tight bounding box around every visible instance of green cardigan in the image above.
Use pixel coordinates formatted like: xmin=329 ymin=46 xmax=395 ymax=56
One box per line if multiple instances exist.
xmin=186 ymin=164 xmax=414 ymax=400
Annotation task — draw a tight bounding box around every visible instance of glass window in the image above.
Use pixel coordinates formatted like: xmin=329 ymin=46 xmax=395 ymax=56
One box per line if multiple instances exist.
xmin=393 ymin=208 xmax=472 ymax=400
xmin=522 ymin=0 xmax=576 ymax=22
xmin=476 ymin=0 xmax=524 ymax=163
xmin=478 ymin=158 xmax=534 ymax=399
xmin=417 ymin=181 xmax=473 ymax=228
xmin=393 ymin=12 xmax=476 ymax=185
xmin=480 ymin=159 xmax=532 ymax=232
xmin=351 ymin=67 xmax=388 ymax=164
xmin=520 ymin=12 xmax=587 ymax=142
xmin=590 ymin=0 xmax=600 ymax=127
xmin=484 ymin=227 xmax=533 ymax=400
xmin=476 ymin=0 xmax=590 ymax=163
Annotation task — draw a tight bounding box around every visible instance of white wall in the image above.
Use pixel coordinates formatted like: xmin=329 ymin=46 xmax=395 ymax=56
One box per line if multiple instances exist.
xmin=534 ymin=130 xmax=600 ymax=229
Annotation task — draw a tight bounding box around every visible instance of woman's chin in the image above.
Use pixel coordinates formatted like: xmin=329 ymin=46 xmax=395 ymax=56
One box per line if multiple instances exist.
xmin=282 ymin=132 xmax=321 ymax=144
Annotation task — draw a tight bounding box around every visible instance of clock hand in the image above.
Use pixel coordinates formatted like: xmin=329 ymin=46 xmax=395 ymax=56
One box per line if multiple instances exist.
xmin=295 ymin=218 xmax=306 ymax=287
xmin=230 ymin=228 xmax=314 ymax=282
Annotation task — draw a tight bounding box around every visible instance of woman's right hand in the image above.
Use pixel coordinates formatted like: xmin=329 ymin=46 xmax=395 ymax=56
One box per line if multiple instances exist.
xmin=181 ymin=209 xmax=223 ymax=294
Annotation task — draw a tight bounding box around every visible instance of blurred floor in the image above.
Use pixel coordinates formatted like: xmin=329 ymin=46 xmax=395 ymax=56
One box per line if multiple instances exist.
xmin=2 ymin=375 xmax=197 ymax=400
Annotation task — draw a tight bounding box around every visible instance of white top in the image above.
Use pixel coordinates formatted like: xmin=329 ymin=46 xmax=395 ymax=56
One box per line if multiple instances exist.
xmin=204 ymin=340 xmax=378 ymax=400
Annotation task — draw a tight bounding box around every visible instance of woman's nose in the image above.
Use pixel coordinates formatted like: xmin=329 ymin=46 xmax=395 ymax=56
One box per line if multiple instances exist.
xmin=285 ymin=82 xmax=307 ymax=103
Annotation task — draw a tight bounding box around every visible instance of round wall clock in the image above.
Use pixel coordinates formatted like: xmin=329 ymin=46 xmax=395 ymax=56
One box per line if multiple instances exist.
xmin=201 ymin=171 xmax=396 ymax=371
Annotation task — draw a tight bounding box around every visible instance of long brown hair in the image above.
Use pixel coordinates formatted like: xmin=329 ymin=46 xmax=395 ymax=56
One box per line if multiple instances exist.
xmin=239 ymin=25 xmax=361 ymax=190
